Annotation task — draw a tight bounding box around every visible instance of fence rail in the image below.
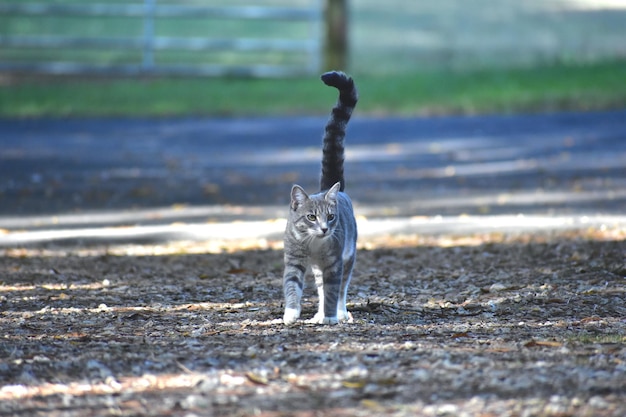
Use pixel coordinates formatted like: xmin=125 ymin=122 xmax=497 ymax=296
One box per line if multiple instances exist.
xmin=0 ymin=1 xmax=322 ymax=77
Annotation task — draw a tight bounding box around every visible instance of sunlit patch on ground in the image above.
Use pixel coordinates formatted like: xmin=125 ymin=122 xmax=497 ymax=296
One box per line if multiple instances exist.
xmin=1 ymin=222 xmax=624 ymax=416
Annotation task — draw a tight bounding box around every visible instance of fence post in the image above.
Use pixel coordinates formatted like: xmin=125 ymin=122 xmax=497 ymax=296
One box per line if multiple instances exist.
xmin=323 ymin=0 xmax=347 ymax=71
xmin=142 ymin=0 xmax=155 ymax=72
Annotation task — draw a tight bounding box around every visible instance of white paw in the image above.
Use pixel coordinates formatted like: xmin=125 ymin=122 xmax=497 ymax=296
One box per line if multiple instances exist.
xmin=305 ymin=312 xmax=324 ymax=324
xmin=338 ymin=310 xmax=353 ymax=323
xmin=306 ymin=313 xmax=338 ymax=325
xmin=283 ymin=307 xmax=300 ymax=325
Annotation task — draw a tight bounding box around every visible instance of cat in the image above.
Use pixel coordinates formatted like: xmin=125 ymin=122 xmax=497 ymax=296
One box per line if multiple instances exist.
xmin=282 ymin=71 xmax=358 ymax=325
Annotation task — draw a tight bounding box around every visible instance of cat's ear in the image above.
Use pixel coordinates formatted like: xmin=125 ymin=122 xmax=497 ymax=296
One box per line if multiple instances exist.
xmin=325 ymin=182 xmax=341 ymax=203
xmin=291 ymin=185 xmax=309 ymax=210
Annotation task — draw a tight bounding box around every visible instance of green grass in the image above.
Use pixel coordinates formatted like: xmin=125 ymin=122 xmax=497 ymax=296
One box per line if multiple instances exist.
xmin=359 ymin=59 xmax=626 ymax=115
xmin=1 ymin=59 xmax=625 ymax=117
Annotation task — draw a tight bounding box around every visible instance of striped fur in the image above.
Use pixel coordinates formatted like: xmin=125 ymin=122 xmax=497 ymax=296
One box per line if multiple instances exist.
xmin=283 ymin=71 xmax=358 ymax=325
xmin=320 ymin=71 xmax=358 ymax=192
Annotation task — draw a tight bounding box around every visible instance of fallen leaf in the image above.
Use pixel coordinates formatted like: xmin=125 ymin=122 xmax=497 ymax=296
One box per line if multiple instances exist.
xmin=227 ymin=268 xmax=253 ymax=275
xmin=245 ymin=372 xmax=269 ymax=386
xmin=580 ymin=316 xmax=602 ymax=323
xmin=375 ymin=377 xmax=397 ymax=386
xmin=361 ymin=399 xmax=385 ymax=410
xmin=342 ymin=380 xmax=367 ymax=389
xmin=524 ymin=340 xmax=563 ymax=348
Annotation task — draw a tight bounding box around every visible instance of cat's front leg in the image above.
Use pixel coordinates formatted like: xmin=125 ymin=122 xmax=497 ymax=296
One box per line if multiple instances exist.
xmin=283 ymin=306 xmax=301 ymax=325
xmin=283 ymin=258 xmax=306 ymax=325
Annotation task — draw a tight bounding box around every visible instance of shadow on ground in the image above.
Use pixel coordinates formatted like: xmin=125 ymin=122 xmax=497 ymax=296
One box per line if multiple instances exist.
xmin=1 ymin=111 xmax=625 ymax=218
xmin=1 ymin=233 xmax=624 ymax=416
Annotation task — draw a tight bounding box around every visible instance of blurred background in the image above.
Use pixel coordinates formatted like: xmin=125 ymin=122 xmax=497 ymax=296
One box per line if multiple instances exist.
xmin=0 ymin=0 xmax=625 ymax=221
xmin=1 ymin=0 xmax=625 ymax=77
xmin=352 ymin=0 xmax=626 ymax=73
xmin=1 ymin=0 xmax=625 ymax=117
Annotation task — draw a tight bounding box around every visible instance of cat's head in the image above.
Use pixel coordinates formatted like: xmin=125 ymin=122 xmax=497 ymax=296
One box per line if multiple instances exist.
xmin=289 ymin=182 xmax=340 ymax=238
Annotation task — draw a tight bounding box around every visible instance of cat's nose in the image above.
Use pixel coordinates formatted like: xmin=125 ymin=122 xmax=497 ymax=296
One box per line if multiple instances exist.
xmin=321 ymin=227 xmax=328 ymax=234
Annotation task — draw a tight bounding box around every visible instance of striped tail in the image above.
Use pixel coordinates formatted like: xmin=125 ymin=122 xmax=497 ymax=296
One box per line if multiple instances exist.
xmin=319 ymin=71 xmax=358 ymax=192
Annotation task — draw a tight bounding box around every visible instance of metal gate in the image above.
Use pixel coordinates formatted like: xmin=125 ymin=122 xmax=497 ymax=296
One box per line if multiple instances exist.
xmin=0 ymin=1 xmax=322 ymax=77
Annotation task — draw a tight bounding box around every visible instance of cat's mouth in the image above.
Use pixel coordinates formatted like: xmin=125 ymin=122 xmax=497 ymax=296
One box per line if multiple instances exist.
xmin=314 ymin=229 xmax=330 ymax=238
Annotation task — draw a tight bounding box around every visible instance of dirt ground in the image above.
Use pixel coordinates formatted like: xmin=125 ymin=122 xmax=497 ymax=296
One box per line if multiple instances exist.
xmin=0 ymin=227 xmax=624 ymax=417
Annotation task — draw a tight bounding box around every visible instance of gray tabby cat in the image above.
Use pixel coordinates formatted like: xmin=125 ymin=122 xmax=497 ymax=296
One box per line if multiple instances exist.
xmin=282 ymin=71 xmax=358 ymax=325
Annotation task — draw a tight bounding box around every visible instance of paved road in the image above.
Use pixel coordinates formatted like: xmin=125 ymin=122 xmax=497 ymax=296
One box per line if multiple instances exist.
xmin=2 ymin=110 xmax=625 ymax=219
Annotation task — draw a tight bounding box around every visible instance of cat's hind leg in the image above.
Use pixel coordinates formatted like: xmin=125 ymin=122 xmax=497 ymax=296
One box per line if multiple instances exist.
xmin=337 ymin=253 xmax=355 ymax=323
xmin=306 ymin=261 xmax=342 ymax=325
xmin=305 ymin=264 xmax=331 ymax=324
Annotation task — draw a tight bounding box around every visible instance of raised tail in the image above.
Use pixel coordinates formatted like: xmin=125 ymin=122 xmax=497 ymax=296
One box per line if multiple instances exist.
xmin=319 ymin=71 xmax=358 ymax=192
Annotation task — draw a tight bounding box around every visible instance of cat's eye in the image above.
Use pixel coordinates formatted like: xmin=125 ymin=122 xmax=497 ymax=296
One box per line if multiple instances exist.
xmin=306 ymin=214 xmax=317 ymax=221
xmin=327 ymin=214 xmax=335 ymax=221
